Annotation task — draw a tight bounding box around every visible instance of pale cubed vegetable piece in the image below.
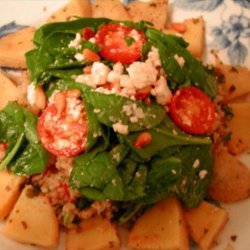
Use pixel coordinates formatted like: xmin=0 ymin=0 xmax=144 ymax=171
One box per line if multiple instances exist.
xmin=164 ymin=17 xmax=204 ymax=58
xmin=184 ymin=201 xmax=228 ymax=250
xmin=0 ymin=168 xmax=26 ymax=220
xmin=0 ymin=70 xmax=19 ymax=110
xmin=183 ymin=17 xmax=204 ymax=58
xmin=91 ymin=0 xmax=131 ymax=21
xmin=127 ymin=197 xmax=189 ymax=250
xmin=208 ymin=146 xmax=250 ymax=202
xmin=0 ymin=27 xmax=35 ymax=68
xmin=126 ymin=0 xmax=168 ymax=29
xmin=66 ymin=215 xmax=120 ymax=250
xmin=226 ymin=103 xmax=250 ymax=154
xmin=3 ymin=185 xmax=59 ymax=247
xmin=7 ymin=70 xmax=30 ymax=107
xmin=47 ymin=0 xmax=91 ymax=22
xmin=216 ymin=61 xmax=250 ymax=102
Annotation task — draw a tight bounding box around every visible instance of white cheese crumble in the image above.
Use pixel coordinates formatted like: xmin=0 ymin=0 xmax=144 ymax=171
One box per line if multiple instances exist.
xmin=73 ymin=47 xmax=173 ymax=106
xmin=89 ymin=37 xmax=96 ymax=44
xmin=151 ymin=76 xmax=172 ymax=105
xmin=174 ymin=54 xmax=185 ymax=68
xmin=93 ymin=109 xmax=101 ymax=114
xmin=171 ymin=169 xmax=177 ymax=175
xmin=107 ymin=62 xmax=124 ymax=84
xmin=192 ymin=159 xmax=200 ymax=168
xmin=112 ymin=123 xmax=129 ymax=135
xmin=27 ymin=83 xmax=36 ymax=105
xmin=68 ymin=33 xmax=82 ymax=49
xmin=91 ymin=62 xmax=110 ymax=86
xmin=126 ymin=60 xmax=158 ymax=89
xmin=74 ymin=53 xmax=85 ymax=62
xmin=147 ymin=47 xmax=161 ymax=67
xmin=128 ymin=29 xmax=141 ymax=41
xmin=199 ymin=170 xmax=208 ymax=180
xmin=122 ymin=103 xmax=145 ymax=123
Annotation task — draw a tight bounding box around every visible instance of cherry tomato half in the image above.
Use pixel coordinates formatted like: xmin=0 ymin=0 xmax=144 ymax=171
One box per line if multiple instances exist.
xmin=38 ymin=92 xmax=87 ymax=157
xmin=95 ymin=23 xmax=146 ymax=64
xmin=169 ymin=86 xmax=215 ymax=135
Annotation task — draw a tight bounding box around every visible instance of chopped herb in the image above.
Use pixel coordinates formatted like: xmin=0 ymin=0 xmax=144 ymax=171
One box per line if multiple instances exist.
xmin=222 ymin=132 xmax=232 ymax=143
xmin=231 ymin=235 xmax=237 ymax=242
xmin=125 ymin=36 xmax=135 ymax=46
xmin=221 ymin=104 xmax=234 ymax=120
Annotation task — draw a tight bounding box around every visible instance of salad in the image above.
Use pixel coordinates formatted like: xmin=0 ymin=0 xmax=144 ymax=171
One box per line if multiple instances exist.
xmin=0 ymin=1 xmax=249 ymax=249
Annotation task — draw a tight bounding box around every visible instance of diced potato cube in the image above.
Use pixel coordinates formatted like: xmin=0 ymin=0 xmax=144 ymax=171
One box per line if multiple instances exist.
xmin=184 ymin=201 xmax=228 ymax=250
xmin=0 ymin=168 xmax=26 ymax=220
xmin=47 ymin=0 xmax=91 ymax=23
xmin=91 ymin=0 xmax=131 ymax=21
xmin=226 ymin=103 xmax=250 ymax=154
xmin=183 ymin=17 xmax=204 ymax=58
xmin=126 ymin=0 xmax=168 ymax=29
xmin=208 ymin=146 xmax=250 ymax=202
xmin=216 ymin=62 xmax=250 ymax=102
xmin=0 ymin=26 xmax=35 ymax=68
xmin=164 ymin=17 xmax=204 ymax=58
xmin=66 ymin=215 xmax=120 ymax=250
xmin=0 ymin=70 xmax=19 ymax=110
xmin=3 ymin=185 xmax=59 ymax=247
xmin=128 ymin=197 xmax=189 ymax=250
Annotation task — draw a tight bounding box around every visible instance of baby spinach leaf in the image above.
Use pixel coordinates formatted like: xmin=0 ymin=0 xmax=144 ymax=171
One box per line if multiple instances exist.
xmin=110 ymin=144 xmax=130 ymax=167
xmin=175 ymin=145 xmax=213 ymax=208
xmin=0 ymin=103 xmax=49 ymax=176
xmin=34 ymin=18 xmax=110 ymax=45
xmin=146 ymin=28 xmax=217 ymax=98
xmin=0 ymin=103 xmax=25 ymax=147
xmin=120 ymin=116 xmax=211 ymax=160
xmin=25 ymin=49 xmax=39 ymax=82
xmin=83 ymin=89 xmax=165 ymax=132
xmin=70 ymin=151 xmax=124 ymax=200
xmin=122 ymin=164 xmax=148 ymax=201
xmin=142 ymin=156 xmax=182 ymax=204
xmin=0 ymin=133 xmax=25 ymax=171
xmin=84 ymin=100 xmax=109 ymax=152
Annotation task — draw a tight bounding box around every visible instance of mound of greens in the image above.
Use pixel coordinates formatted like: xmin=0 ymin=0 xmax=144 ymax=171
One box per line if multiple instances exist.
xmin=0 ymin=18 xmax=217 ymax=223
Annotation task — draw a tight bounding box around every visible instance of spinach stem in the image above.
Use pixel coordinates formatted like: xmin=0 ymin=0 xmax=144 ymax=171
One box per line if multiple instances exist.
xmin=0 ymin=132 xmax=25 ymax=171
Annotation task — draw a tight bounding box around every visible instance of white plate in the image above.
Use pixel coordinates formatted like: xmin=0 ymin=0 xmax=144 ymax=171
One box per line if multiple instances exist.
xmin=0 ymin=1 xmax=249 ymax=249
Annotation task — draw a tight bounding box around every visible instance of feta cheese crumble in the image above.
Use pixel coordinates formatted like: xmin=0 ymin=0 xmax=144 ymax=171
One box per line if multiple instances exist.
xmin=27 ymin=83 xmax=36 ymax=105
xmin=112 ymin=123 xmax=129 ymax=135
xmin=74 ymin=47 xmax=172 ymax=107
xmin=192 ymin=159 xmax=200 ymax=168
xmin=68 ymin=33 xmax=82 ymax=49
xmin=174 ymin=54 xmax=185 ymax=68
xmin=151 ymin=76 xmax=172 ymax=105
xmin=74 ymin=53 xmax=85 ymax=62
xmin=199 ymin=170 xmax=208 ymax=180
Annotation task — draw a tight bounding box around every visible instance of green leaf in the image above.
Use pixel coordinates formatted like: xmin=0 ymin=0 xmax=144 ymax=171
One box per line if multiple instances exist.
xmin=123 ymin=164 xmax=148 ymax=200
xmin=125 ymin=36 xmax=135 ymax=46
xmin=0 ymin=103 xmax=49 ymax=176
xmin=83 ymin=89 xmax=166 ymax=132
xmin=120 ymin=116 xmax=211 ymax=160
xmin=70 ymin=151 xmax=124 ymax=200
xmin=146 ymin=28 xmax=217 ymax=98
xmin=175 ymin=145 xmax=214 ymax=208
xmin=142 ymin=156 xmax=182 ymax=204
xmin=110 ymin=144 xmax=130 ymax=167
xmin=0 ymin=133 xmax=25 ymax=171
xmin=34 ymin=18 xmax=110 ymax=45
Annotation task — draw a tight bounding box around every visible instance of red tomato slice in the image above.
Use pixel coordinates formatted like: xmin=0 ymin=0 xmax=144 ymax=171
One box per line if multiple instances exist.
xmin=95 ymin=23 xmax=146 ymax=64
xmin=169 ymin=86 xmax=215 ymax=135
xmin=38 ymin=92 xmax=87 ymax=157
